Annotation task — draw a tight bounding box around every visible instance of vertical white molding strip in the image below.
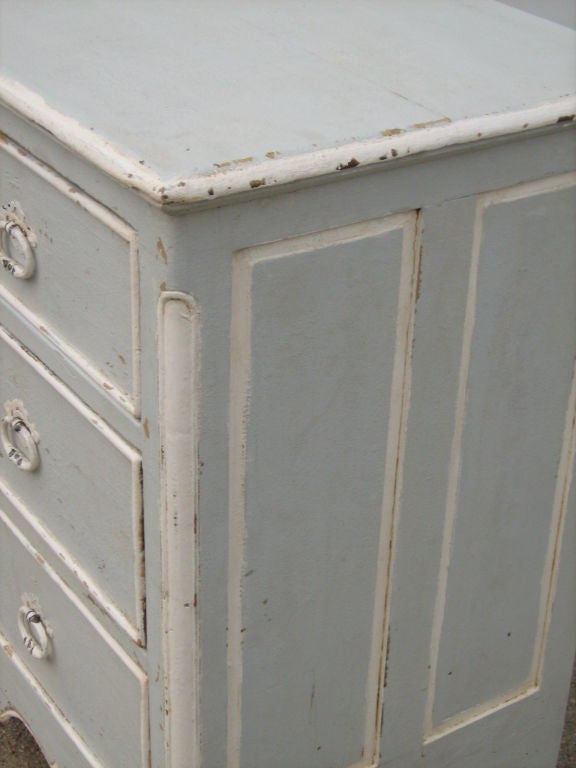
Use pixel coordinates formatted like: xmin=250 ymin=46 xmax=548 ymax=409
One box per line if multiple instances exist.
xmin=227 ymin=255 xmax=253 ymax=768
xmin=159 ymin=292 xmax=201 ymax=768
xmin=361 ymin=213 xmax=421 ymax=767
xmin=423 ymin=195 xmax=485 ymax=740
xmin=532 ymin=368 xmax=576 ymax=684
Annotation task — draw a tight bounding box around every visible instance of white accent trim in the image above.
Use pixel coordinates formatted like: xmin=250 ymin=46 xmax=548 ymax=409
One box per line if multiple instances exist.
xmin=0 ymin=506 xmax=150 ymax=768
xmin=0 ymin=481 xmax=138 ymax=646
xmin=361 ymin=212 xmax=422 ymax=768
xmin=228 ymin=213 xmax=419 ymax=768
xmin=1 ymin=641 xmax=105 ymax=768
xmin=159 ymin=292 xmax=201 ymax=768
xmin=0 ymin=134 xmax=141 ymax=417
xmin=424 ymin=172 xmax=576 ymax=743
xmin=0 ymin=75 xmax=574 ymax=208
xmin=0 ymin=324 xmax=146 ymax=645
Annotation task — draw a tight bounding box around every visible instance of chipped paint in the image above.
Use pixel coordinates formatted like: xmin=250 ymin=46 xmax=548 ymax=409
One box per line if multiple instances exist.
xmin=0 ymin=73 xmax=573 ymax=216
xmin=413 ymin=117 xmax=452 ymax=130
xmin=415 ymin=244 xmax=424 ymax=304
xmin=382 ymin=632 xmax=392 ymax=689
xmin=266 ymin=151 xmax=279 ymax=159
xmin=336 ymin=158 xmax=360 ymax=170
xmin=157 ymin=237 xmax=168 ymax=264
xmin=249 ymin=178 xmax=266 ymax=189
xmin=143 ymin=418 xmax=150 ymax=439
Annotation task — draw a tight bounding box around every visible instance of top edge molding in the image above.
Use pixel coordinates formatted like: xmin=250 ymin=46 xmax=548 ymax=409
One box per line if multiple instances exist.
xmin=1 ymin=76 xmax=574 ymax=211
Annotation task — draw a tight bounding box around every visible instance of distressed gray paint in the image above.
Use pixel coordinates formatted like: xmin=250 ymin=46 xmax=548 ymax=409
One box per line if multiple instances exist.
xmin=0 ymin=1 xmax=573 ymax=179
xmin=0 ymin=3 xmax=574 ymax=766
xmin=238 ymin=227 xmax=407 ymax=768
xmin=0 ymin=149 xmax=136 ymax=409
xmin=0 ymin=327 xmax=143 ymax=640
xmin=0 ymin=509 xmax=147 ymax=768
xmin=433 ymin=184 xmax=576 ymax=725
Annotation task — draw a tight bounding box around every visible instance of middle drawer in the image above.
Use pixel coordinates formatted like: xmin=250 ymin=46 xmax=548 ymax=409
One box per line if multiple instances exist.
xmin=0 ymin=324 xmax=144 ymax=645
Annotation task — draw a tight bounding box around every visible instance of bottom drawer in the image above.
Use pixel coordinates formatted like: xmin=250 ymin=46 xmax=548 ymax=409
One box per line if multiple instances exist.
xmin=1 ymin=664 xmax=97 ymax=768
xmin=0 ymin=505 xmax=149 ymax=768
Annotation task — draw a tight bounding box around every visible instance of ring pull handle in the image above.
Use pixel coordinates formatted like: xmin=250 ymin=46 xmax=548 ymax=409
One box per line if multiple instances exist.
xmin=1 ymin=404 xmax=40 ymax=472
xmin=0 ymin=202 xmax=37 ymax=280
xmin=18 ymin=606 xmax=51 ymax=660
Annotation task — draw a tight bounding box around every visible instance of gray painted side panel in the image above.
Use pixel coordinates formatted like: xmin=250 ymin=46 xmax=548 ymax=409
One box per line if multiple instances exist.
xmin=239 ymin=227 xmax=408 ymax=768
xmin=434 ymin=184 xmax=576 ymax=725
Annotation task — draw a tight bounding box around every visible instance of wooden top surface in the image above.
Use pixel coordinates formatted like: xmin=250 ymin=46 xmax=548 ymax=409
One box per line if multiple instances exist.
xmin=0 ymin=0 xmax=574 ymax=205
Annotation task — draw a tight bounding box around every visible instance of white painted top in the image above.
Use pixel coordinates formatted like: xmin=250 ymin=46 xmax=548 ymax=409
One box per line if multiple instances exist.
xmin=0 ymin=0 xmax=574 ymax=205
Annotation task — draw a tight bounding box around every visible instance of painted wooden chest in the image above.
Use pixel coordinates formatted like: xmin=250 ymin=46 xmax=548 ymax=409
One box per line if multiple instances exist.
xmin=0 ymin=2 xmax=575 ymax=766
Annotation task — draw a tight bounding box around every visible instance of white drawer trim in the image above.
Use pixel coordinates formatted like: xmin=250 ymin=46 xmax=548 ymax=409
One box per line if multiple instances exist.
xmin=0 ymin=505 xmax=150 ymax=768
xmin=1 ymin=639 xmax=105 ymax=768
xmin=0 ymin=324 xmax=146 ymax=646
xmin=0 ymin=135 xmax=141 ymax=417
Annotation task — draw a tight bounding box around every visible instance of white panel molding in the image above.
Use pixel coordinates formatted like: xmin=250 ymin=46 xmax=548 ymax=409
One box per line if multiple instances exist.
xmin=0 ymin=505 xmax=150 ymax=768
xmin=228 ymin=213 xmax=421 ymax=768
xmin=0 ymin=135 xmax=141 ymax=417
xmin=360 ymin=212 xmax=422 ymax=768
xmin=424 ymin=172 xmax=576 ymax=744
xmin=0 ymin=324 xmax=145 ymax=645
xmin=159 ymin=292 xmax=202 ymax=768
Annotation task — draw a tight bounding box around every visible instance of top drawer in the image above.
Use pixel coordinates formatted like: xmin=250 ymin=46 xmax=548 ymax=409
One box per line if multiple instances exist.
xmin=0 ymin=136 xmax=140 ymax=416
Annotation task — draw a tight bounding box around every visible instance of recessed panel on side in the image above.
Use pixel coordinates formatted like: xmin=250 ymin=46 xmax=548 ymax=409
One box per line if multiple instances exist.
xmin=231 ymin=216 xmax=418 ymax=768
xmin=432 ymin=179 xmax=576 ymax=730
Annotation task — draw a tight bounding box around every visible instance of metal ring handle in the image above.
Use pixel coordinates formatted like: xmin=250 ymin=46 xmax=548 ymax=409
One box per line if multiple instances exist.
xmin=0 ymin=220 xmax=36 ymax=279
xmin=18 ymin=607 xmax=51 ymax=660
xmin=1 ymin=415 xmax=40 ymax=472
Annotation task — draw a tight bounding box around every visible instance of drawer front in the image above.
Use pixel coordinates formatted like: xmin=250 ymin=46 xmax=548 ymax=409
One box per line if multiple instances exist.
xmin=0 ymin=136 xmax=140 ymax=416
xmin=0 ymin=325 xmax=144 ymax=644
xmin=0 ymin=508 xmax=148 ymax=768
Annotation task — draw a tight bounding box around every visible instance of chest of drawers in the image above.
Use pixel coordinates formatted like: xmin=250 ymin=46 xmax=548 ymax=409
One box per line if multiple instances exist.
xmin=0 ymin=2 xmax=575 ymax=767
